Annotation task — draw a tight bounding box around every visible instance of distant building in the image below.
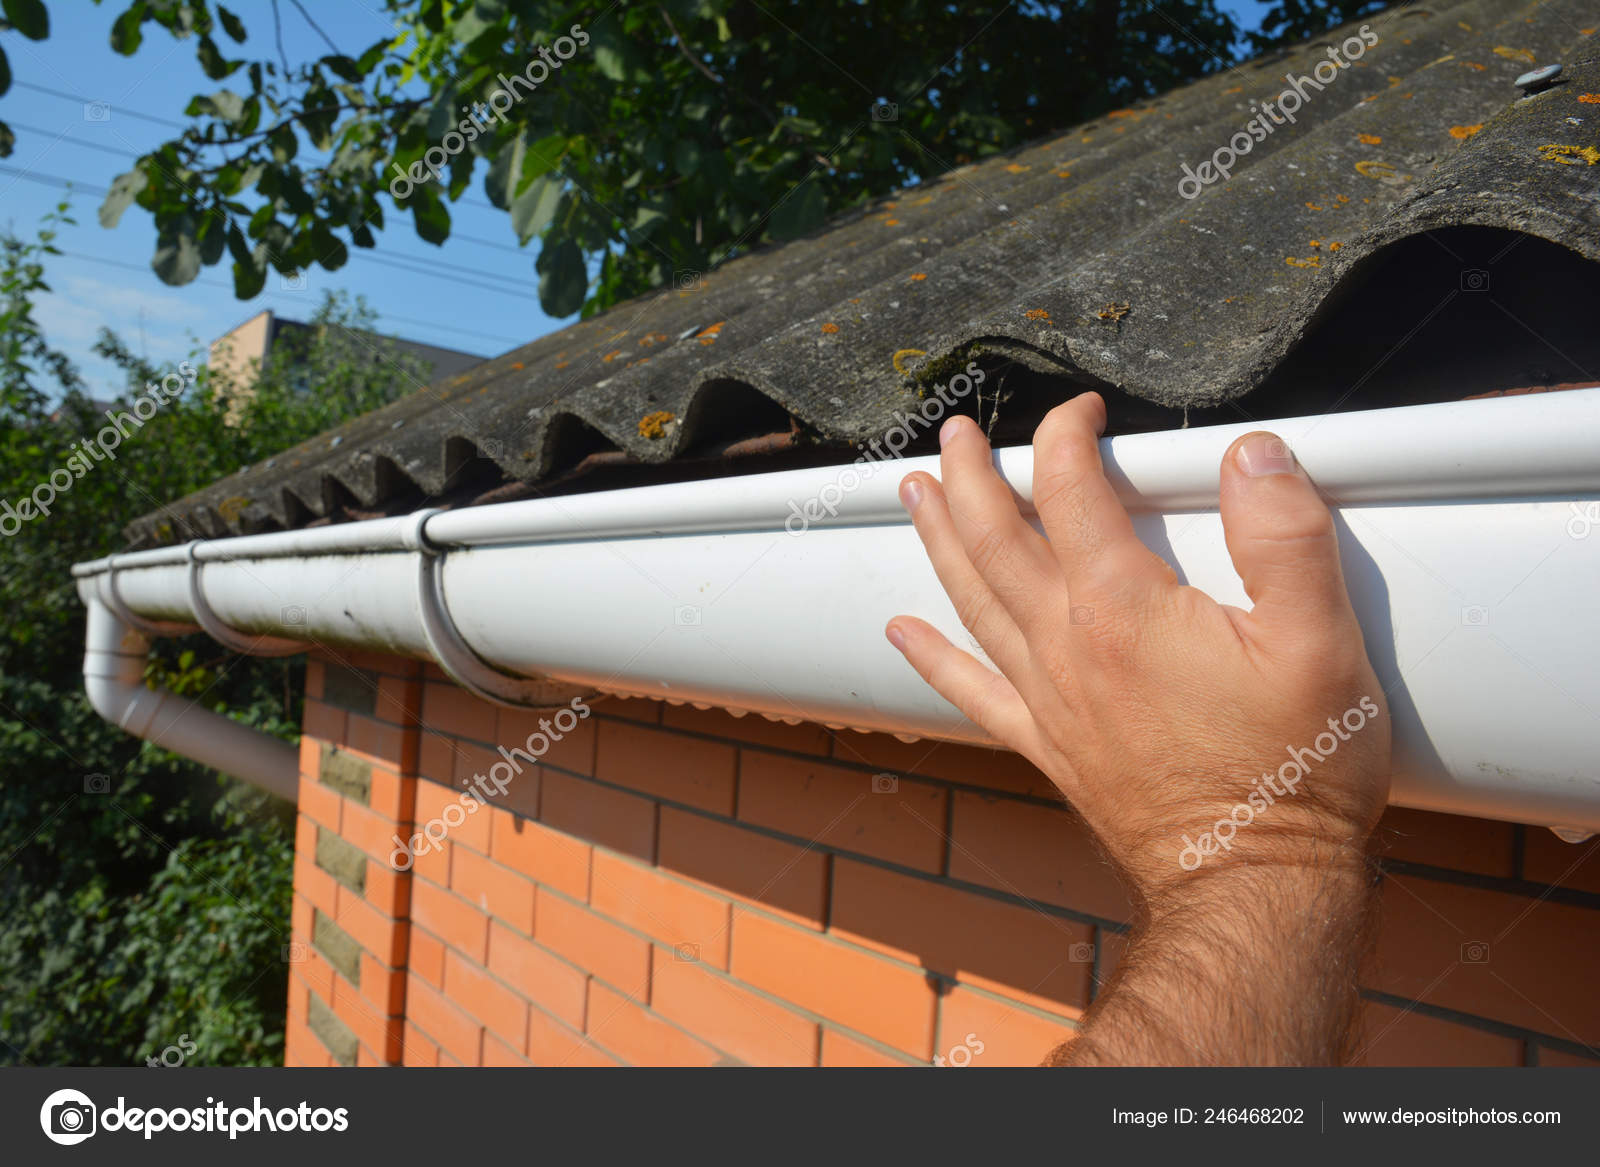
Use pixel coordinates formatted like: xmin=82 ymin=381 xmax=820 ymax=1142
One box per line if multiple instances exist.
xmin=208 ymin=309 xmax=484 ymax=397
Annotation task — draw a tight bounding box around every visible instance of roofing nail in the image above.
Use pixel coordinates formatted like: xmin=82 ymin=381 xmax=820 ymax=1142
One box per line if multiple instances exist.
xmin=391 ymin=418 xmax=405 ymax=429
xmin=1515 ymin=64 xmax=1561 ymax=94
xmin=329 ymin=435 xmax=343 ymax=448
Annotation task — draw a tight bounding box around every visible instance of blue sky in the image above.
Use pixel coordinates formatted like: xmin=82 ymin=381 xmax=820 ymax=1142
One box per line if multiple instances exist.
xmin=1 ymin=1 xmax=1264 ymax=399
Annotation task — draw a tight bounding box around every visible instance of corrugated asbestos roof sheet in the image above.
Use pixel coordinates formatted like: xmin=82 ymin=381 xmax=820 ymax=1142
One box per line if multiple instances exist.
xmin=129 ymin=0 xmax=1600 ymax=546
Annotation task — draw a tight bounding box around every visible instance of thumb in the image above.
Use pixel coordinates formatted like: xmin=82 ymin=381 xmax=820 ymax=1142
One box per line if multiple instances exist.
xmin=1219 ymin=431 xmax=1357 ymax=642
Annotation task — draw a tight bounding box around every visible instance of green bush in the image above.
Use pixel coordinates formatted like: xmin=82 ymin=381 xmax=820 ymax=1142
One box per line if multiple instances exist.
xmin=0 ymin=204 xmax=424 ymax=1065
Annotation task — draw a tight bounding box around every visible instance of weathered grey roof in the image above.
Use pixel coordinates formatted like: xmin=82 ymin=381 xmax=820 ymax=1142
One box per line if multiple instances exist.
xmin=128 ymin=0 xmax=1600 ymax=546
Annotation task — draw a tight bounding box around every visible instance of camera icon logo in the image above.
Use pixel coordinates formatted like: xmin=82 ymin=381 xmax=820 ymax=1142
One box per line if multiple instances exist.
xmin=674 ymin=942 xmax=700 ymax=963
xmin=478 ymin=438 xmax=505 ymax=459
xmin=1460 ymin=940 xmax=1490 ymax=964
xmin=1069 ymin=605 xmax=1095 ymax=626
xmin=280 ymin=604 xmax=307 ymax=627
xmin=870 ymin=101 xmax=898 ymax=122
xmin=83 ymin=773 xmax=111 ymax=794
xmin=40 ymin=1088 xmax=97 ymax=1145
xmin=673 ymin=270 xmax=703 ymax=291
xmin=83 ymin=101 xmax=111 ymax=123
xmin=281 ymin=941 xmax=308 ymax=963
xmin=871 ymin=772 xmax=899 ymax=794
xmin=1460 ymin=269 xmax=1490 ymax=292
xmin=1568 ymin=500 xmax=1599 ymax=541
xmin=674 ymin=604 xmax=702 ymax=628
xmin=1069 ymin=942 xmax=1095 ymax=962
xmin=1460 ymin=605 xmax=1489 ymax=627
xmin=280 ymin=271 xmax=308 ymax=291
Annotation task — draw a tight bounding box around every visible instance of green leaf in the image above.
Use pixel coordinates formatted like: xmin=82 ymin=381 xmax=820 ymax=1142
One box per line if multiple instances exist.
xmin=226 ymin=224 xmax=252 ymax=267
xmin=109 ymin=5 xmax=144 ymax=54
xmin=197 ymin=216 xmax=227 ymax=266
xmin=590 ymin=26 xmax=637 ymax=82
xmin=0 ymin=119 xmax=12 ymax=159
xmin=411 ymin=186 xmax=450 ymax=245
xmin=231 ymin=254 xmax=265 ymax=298
xmin=98 ymin=169 xmax=148 ymax=229
xmin=216 ymin=5 xmax=246 ymax=43
xmin=767 ymin=180 xmax=826 ymax=241
xmin=510 ymin=174 xmax=562 ymax=244
xmin=322 ymin=54 xmax=363 ymax=83
xmin=536 ymin=239 xmax=586 ymax=317
xmin=203 ymin=90 xmax=246 ymax=123
xmin=196 ymin=36 xmax=235 ymax=81
xmin=2 ymin=0 xmax=48 ymax=40
xmin=152 ymin=218 xmax=201 ymax=285
xmin=0 ymin=45 xmax=10 ymax=99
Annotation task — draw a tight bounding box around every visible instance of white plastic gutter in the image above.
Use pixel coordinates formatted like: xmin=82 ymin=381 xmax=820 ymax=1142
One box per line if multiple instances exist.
xmin=74 ymin=389 xmax=1600 ymax=834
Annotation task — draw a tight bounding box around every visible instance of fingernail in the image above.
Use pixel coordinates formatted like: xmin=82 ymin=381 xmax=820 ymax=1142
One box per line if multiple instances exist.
xmin=939 ymin=416 xmax=964 ymax=448
xmin=899 ymin=478 xmax=924 ymax=512
xmin=1236 ymin=433 xmax=1298 ymax=477
xmin=885 ymin=623 xmax=907 ymax=651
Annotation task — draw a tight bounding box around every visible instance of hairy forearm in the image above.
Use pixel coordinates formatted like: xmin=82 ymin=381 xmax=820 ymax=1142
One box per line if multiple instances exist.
xmin=1048 ymin=849 xmax=1380 ymax=1066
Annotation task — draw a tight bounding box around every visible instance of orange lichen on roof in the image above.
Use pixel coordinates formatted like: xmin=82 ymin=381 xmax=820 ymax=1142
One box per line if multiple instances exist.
xmin=554 ymin=361 xmax=570 ymax=369
xmin=1450 ymin=124 xmax=1484 ymax=140
xmin=511 ymin=361 xmax=524 ymax=370
xmin=1329 ymin=241 xmax=1343 ymax=252
xmin=821 ymin=322 xmax=840 ymax=334
xmin=1335 ymin=194 xmax=1351 ymax=203
xmin=1538 ymin=143 xmax=1600 ymax=166
xmin=695 ymin=321 xmax=726 ymax=346
xmin=638 ymin=332 xmax=669 ymax=347
xmin=1309 ymin=239 xmax=1323 ymax=249
xmin=1358 ymin=133 xmax=1382 ymax=145
xmin=1306 ymin=202 xmax=1324 ymax=210
xmin=1053 ymin=170 xmax=1072 ymax=179
xmin=909 ymin=272 xmax=927 ymax=281
xmin=884 ymin=218 xmax=901 ymax=226
xmin=1003 ymin=163 xmax=1031 ymax=173
xmin=1096 ymin=301 xmax=1130 ymax=322
xmin=1578 ymin=94 xmax=1600 ymax=104
xmin=1107 ymin=109 xmax=1145 ymax=119
xmin=1355 ymin=159 xmax=1407 ymax=182
xmin=1223 ymin=86 xmax=1243 ymax=95
xmin=1493 ymin=46 xmax=1537 ymax=64
xmin=601 ymin=350 xmax=623 ymax=362
xmin=1024 ymin=308 xmax=1050 ymax=321
xmin=1285 ymin=255 xmax=1321 ymax=268
xmin=1463 ymin=61 xmax=1486 ymax=71
xmin=891 ymin=349 xmax=927 ymax=375
xmin=637 ymin=411 xmax=674 ymax=439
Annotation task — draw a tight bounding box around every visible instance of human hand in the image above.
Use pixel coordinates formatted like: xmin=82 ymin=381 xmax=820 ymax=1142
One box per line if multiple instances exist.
xmin=886 ymin=394 xmax=1391 ymax=907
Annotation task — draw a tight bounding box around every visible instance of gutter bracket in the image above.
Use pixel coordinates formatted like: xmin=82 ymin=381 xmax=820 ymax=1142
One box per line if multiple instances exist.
xmin=102 ymin=555 xmax=202 ymax=638
xmin=184 ymin=542 xmax=305 ymax=657
xmin=408 ymin=510 xmax=589 ymax=709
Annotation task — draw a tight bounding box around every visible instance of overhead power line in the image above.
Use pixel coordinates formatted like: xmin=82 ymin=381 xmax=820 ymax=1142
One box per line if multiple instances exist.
xmin=0 ymin=164 xmax=542 ymax=302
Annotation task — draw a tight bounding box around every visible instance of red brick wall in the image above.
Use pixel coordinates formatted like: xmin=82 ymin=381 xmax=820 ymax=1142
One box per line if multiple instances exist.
xmin=285 ymin=650 xmax=1600 ymax=1067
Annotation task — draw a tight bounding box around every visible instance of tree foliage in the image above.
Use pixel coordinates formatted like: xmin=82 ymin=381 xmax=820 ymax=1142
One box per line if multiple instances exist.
xmin=0 ymin=1 xmax=1365 ymax=317
xmin=0 ymin=205 xmax=425 ymax=1065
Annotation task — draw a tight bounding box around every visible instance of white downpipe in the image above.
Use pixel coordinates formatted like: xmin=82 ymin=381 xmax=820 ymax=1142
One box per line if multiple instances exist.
xmin=82 ymin=594 xmax=300 ymax=801
xmin=73 ymin=390 xmax=1600 ymax=832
